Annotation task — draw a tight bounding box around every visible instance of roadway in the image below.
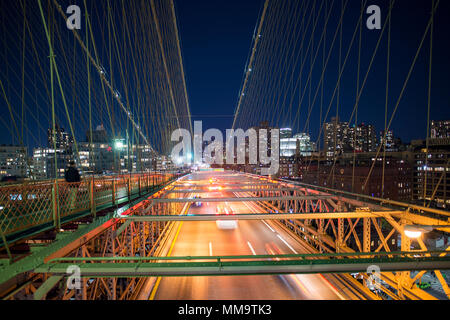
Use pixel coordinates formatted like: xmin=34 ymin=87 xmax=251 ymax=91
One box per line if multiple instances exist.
xmin=148 ymin=172 xmax=354 ymax=300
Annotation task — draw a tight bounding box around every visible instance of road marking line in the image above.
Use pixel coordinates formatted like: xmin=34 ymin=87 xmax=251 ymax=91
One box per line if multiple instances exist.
xmin=236 ymin=187 xmax=345 ymax=299
xmin=318 ymin=274 xmax=346 ymax=300
xmin=209 ymin=242 xmax=213 ymax=256
xmin=277 ymin=234 xmax=298 ymax=254
xmin=262 ymin=220 xmax=276 ymax=233
xmin=240 ymin=196 xmax=255 ymax=212
xmin=236 ymin=192 xmax=277 ymax=234
xmin=291 ymin=275 xmax=311 ymax=296
xmin=247 ymin=241 xmax=257 ymax=255
xmin=149 ymin=221 xmax=184 ymax=300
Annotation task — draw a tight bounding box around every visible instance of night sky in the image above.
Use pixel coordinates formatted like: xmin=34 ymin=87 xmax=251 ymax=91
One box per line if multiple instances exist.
xmin=0 ymin=0 xmax=449 ymax=151
xmin=173 ymin=0 xmax=450 ymax=144
xmin=173 ymin=0 xmax=262 ymax=131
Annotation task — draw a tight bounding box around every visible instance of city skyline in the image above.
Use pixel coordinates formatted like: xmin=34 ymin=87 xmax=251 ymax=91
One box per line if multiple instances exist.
xmin=0 ymin=1 xmax=450 ymax=152
xmin=0 ymin=0 xmax=449 ymax=303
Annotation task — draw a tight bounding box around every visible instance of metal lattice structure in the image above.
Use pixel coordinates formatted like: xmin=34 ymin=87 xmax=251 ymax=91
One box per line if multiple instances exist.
xmin=1 ymin=172 xmax=449 ymax=300
xmin=0 ymin=173 xmax=177 ymax=244
xmin=0 ymin=172 xmax=183 ymax=299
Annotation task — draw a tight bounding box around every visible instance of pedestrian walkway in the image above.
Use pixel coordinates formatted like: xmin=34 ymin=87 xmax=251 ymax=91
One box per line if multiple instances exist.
xmin=411 ymin=270 xmax=450 ymax=300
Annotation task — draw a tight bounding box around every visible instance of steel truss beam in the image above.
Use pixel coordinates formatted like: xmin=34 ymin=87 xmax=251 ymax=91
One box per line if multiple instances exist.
xmin=235 ymin=174 xmax=450 ymax=300
xmin=34 ymin=251 xmax=450 ymax=277
xmin=275 ymin=177 xmax=450 ymax=218
xmin=168 ymin=188 xmax=303 ymax=194
xmin=5 ymin=172 xmax=450 ymax=300
xmin=0 ymin=178 xmax=186 ymax=300
xmin=153 ymin=196 xmax=333 ymax=203
xmin=33 ymin=276 xmax=63 ymax=300
xmin=124 ymin=212 xmax=392 ymax=222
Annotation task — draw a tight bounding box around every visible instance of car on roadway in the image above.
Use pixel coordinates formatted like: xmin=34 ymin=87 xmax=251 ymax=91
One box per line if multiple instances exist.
xmin=192 ymin=196 xmax=202 ymax=207
xmin=216 ymin=204 xmax=238 ymax=230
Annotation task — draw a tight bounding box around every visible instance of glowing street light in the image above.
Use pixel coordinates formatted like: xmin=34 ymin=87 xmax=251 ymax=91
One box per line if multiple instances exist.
xmin=404 ymin=228 xmax=423 ymax=239
xmin=113 ymin=138 xmax=126 ymax=174
xmin=403 ymin=225 xmax=434 ymax=239
xmin=114 ymin=140 xmax=125 ymax=150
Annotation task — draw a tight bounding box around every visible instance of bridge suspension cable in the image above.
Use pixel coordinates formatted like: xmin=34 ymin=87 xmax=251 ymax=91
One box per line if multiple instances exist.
xmin=231 ymin=0 xmax=444 ymax=205
xmin=0 ymin=0 xmax=193 ymax=174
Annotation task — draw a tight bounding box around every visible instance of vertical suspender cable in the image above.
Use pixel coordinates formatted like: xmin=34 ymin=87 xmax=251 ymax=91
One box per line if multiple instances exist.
xmin=352 ymin=1 xmax=364 ymax=193
xmin=424 ymin=0 xmax=434 ymax=206
xmin=381 ymin=0 xmax=392 ymax=198
xmin=231 ymin=0 xmax=270 ymax=131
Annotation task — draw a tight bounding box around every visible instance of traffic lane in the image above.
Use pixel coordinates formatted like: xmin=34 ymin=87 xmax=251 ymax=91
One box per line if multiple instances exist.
xmin=154 ymin=199 xmax=309 ymax=299
xmin=186 ymin=186 xmax=342 ymax=300
xmin=264 ymin=217 xmax=349 ymax=300
xmin=228 ymin=197 xmax=343 ymax=300
xmin=227 ymin=198 xmax=344 ymax=300
xmin=193 ymin=181 xmax=344 ymax=300
xmin=263 ymin=218 xmax=349 ymax=300
xmin=187 ymin=173 xmax=258 ymax=187
xmin=154 ymin=176 xmax=342 ymax=300
xmin=186 ymin=174 xmax=349 ymax=300
xmin=154 ymin=219 xmax=308 ymax=300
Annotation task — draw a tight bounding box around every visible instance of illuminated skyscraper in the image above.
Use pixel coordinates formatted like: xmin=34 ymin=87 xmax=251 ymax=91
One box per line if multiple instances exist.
xmin=47 ymin=124 xmax=74 ymax=151
xmin=324 ymin=118 xmax=377 ymax=157
xmin=431 ymin=120 xmax=450 ymax=139
xmin=323 ymin=117 xmax=351 ymax=158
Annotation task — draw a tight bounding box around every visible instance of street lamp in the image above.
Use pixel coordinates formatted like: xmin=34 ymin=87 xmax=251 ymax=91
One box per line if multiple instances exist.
xmin=114 ymin=140 xmax=125 ymax=150
xmin=403 ymin=225 xmax=442 ymax=239
xmin=114 ymin=139 xmax=126 ymax=174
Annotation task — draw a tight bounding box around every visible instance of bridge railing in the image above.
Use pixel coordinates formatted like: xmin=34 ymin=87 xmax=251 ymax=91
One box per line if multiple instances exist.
xmin=239 ymin=172 xmax=450 ymax=219
xmin=0 ymin=172 xmax=182 ymax=243
xmin=278 ymin=178 xmax=450 ymax=219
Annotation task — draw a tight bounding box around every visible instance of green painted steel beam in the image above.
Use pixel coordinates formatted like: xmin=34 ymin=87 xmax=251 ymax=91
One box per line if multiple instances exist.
xmin=33 ymin=256 xmax=450 ymax=278
xmin=0 ymin=212 xmax=116 ymax=285
xmin=115 ymin=220 xmax=132 ymax=237
xmin=45 ymin=250 xmax=449 ymax=264
xmin=0 ymin=187 xmax=152 ymax=247
xmin=123 ymin=212 xmax=382 ymax=222
xmin=33 ymin=276 xmax=63 ymax=300
xmin=0 ymin=173 xmax=186 ymax=247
